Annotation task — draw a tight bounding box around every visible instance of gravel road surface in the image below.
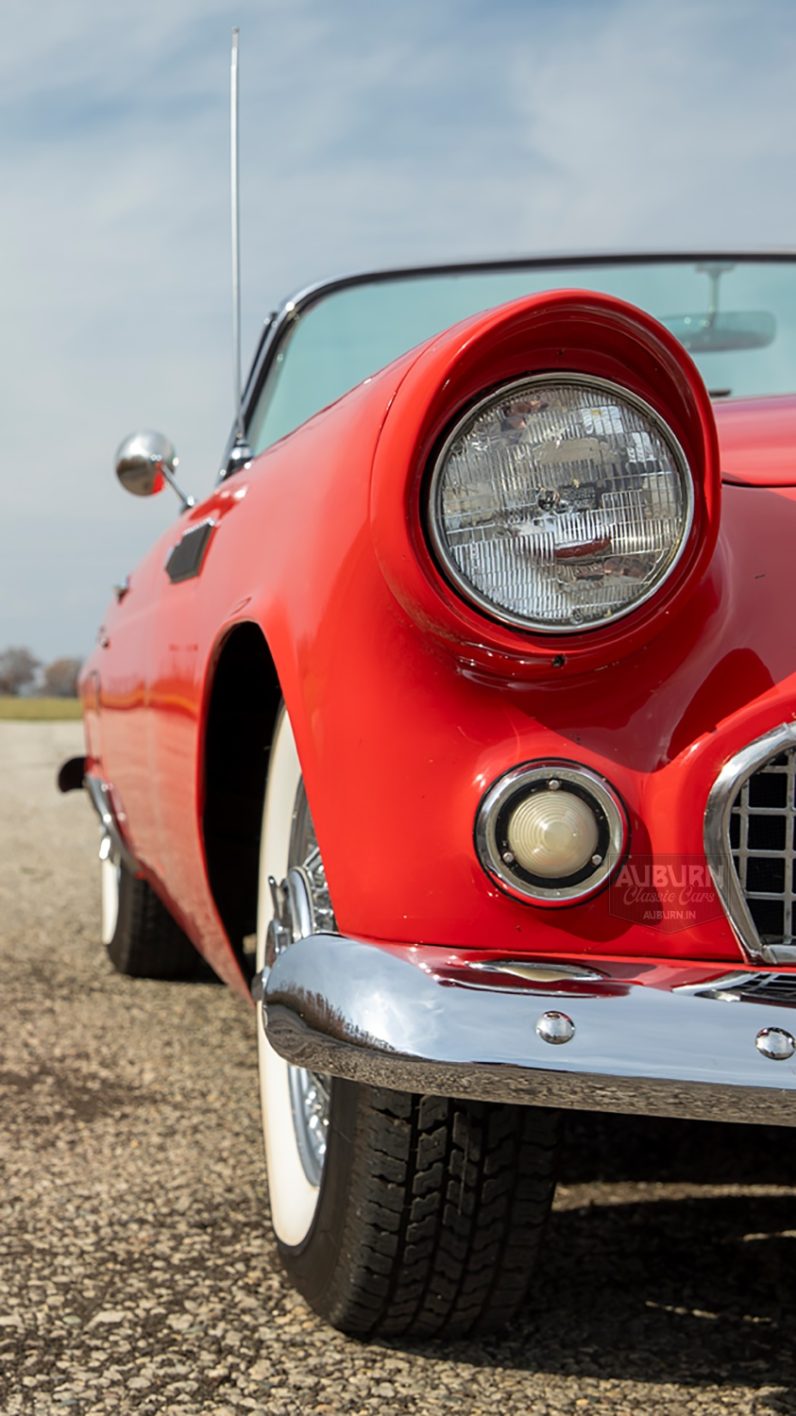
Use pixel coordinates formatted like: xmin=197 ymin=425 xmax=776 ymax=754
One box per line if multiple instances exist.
xmin=2 ymin=721 xmax=796 ymax=1415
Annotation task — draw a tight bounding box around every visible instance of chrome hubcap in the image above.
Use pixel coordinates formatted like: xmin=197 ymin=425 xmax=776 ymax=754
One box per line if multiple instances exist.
xmin=288 ymin=1066 xmax=330 ymax=1186
xmin=269 ymin=782 xmax=334 ymax=1187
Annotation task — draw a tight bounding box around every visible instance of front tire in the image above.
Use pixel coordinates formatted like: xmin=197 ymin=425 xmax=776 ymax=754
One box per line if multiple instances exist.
xmin=257 ymin=707 xmax=560 ymax=1338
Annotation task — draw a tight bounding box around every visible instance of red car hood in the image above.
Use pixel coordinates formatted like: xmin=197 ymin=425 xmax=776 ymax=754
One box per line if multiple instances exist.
xmin=716 ymin=393 xmax=796 ymax=486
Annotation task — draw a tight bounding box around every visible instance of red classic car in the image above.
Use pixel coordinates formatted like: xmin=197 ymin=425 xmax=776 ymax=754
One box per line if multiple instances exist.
xmin=61 ymin=252 xmax=796 ymax=1339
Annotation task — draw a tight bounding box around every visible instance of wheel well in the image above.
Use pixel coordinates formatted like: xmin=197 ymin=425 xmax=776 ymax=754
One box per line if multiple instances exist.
xmin=203 ymin=624 xmax=281 ymax=960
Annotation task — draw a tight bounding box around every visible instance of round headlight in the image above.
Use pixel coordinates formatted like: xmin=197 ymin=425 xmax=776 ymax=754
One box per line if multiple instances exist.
xmin=428 ymin=374 xmax=693 ymax=633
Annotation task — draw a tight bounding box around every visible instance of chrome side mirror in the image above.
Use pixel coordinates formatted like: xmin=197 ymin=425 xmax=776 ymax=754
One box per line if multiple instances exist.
xmin=115 ymin=431 xmax=194 ymax=510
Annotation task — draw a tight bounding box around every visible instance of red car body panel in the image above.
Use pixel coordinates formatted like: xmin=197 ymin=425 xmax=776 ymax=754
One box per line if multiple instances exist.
xmin=82 ymin=291 xmax=796 ymax=999
xmin=715 ymin=393 xmax=796 ymax=486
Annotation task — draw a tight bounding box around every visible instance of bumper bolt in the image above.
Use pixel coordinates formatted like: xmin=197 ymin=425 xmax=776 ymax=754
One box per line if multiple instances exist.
xmin=756 ymin=1027 xmax=796 ymax=1061
xmin=536 ymin=1011 xmax=575 ymax=1045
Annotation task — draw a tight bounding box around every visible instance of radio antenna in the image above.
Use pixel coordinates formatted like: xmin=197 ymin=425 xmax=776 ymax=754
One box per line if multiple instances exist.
xmin=227 ymin=27 xmax=252 ymax=473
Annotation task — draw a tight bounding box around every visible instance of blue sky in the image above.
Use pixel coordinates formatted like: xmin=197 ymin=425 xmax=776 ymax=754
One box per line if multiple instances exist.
xmin=2 ymin=0 xmax=795 ymax=661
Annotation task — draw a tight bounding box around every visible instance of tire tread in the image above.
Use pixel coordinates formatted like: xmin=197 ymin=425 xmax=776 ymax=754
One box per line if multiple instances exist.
xmin=312 ymin=1086 xmax=558 ymax=1339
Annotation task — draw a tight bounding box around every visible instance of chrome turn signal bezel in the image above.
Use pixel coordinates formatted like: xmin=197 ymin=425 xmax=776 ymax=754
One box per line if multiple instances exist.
xmin=475 ymin=761 xmax=627 ymax=905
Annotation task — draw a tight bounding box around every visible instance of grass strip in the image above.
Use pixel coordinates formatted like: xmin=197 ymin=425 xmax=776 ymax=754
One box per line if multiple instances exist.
xmin=0 ymin=697 xmax=83 ymax=721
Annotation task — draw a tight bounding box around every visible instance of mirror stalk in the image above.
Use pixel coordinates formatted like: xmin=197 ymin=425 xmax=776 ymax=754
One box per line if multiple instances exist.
xmin=160 ymin=462 xmax=196 ymax=512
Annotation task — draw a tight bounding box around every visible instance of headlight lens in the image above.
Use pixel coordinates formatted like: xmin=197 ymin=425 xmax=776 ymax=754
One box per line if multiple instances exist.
xmin=428 ymin=374 xmax=693 ymax=633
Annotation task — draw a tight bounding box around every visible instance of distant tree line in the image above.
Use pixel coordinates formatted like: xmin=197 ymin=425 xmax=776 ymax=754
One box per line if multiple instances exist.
xmin=0 ymin=647 xmax=82 ymax=698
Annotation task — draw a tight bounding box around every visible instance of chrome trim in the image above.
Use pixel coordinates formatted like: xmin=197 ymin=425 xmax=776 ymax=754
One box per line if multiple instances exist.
xmin=84 ymin=776 xmax=138 ymax=876
xmin=287 ymin=866 xmax=315 ymax=942
xmin=469 ymin=959 xmax=607 ymax=988
xmin=229 ymin=29 xmax=246 ymax=452
xmin=678 ymin=970 xmax=796 ymax=1005
xmin=536 ymin=1011 xmax=575 ymax=1045
xmin=288 ymin=1066 xmax=329 ymax=1186
xmin=220 ymin=250 xmax=796 ymax=480
xmin=756 ymin=1027 xmax=796 ymax=1061
xmin=705 ymin=722 xmax=796 ymax=965
xmin=427 ymin=373 xmax=694 ymax=635
xmin=264 ymin=935 xmax=796 ymax=1126
xmin=279 ymin=776 xmax=332 ymax=1189
xmin=159 ymin=462 xmax=196 ymax=513
xmin=226 ymin=32 xmax=253 ymax=475
xmin=475 ymin=761 xmax=626 ymax=903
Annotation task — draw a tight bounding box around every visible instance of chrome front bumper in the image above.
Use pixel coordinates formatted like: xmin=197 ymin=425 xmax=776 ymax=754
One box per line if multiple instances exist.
xmin=261 ymin=935 xmax=796 ymax=1126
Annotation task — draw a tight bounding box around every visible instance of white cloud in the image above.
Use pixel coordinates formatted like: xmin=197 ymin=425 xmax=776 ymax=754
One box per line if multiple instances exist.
xmin=507 ymin=0 xmax=796 ymax=247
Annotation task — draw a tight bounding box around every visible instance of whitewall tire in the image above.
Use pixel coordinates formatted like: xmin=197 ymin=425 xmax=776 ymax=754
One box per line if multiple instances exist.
xmin=256 ymin=707 xmax=326 ymax=1247
xmin=100 ymin=844 xmax=121 ymax=947
xmin=256 ymin=705 xmax=561 ymax=1338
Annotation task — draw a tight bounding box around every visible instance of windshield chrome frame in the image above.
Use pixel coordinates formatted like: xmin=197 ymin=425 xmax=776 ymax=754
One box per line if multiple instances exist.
xmin=218 ymin=249 xmax=796 ymax=480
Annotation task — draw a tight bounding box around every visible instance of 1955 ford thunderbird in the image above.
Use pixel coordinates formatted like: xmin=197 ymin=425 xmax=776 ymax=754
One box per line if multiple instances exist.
xmin=60 ymin=253 xmax=796 ymax=1338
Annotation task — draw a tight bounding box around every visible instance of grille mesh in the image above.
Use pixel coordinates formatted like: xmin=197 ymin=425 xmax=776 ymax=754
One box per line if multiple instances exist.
xmin=718 ymin=973 xmax=796 ymax=1004
xmin=730 ymin=749 xmax=796 ymax=949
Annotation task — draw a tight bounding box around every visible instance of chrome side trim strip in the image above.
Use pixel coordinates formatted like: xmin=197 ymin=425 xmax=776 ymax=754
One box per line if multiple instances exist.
xmin=84 ymin=776 xmax=139 ymax=876
xmin=704 ymin=722 xmax=796 ymax=965
xmin=264 ymin=934 xmax=796 ymax=1127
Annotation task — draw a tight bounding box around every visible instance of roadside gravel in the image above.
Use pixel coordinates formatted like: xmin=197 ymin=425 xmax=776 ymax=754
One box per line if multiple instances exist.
xmin=1 ymin=722 xmax=795 ymax=1415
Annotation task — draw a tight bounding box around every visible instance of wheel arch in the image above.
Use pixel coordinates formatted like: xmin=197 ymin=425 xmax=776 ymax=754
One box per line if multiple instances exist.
xmin=201 ymin=621 xmax=283 ymax=961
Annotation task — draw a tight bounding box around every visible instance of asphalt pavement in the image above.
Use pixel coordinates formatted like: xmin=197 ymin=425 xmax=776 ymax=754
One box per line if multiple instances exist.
xmin=1 ymin=721 xmax=795 ymax=1415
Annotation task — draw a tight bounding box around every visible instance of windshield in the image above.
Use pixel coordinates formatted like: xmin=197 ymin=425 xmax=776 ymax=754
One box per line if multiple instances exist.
xmin=247 ymin=257 xmax=796 ymax=455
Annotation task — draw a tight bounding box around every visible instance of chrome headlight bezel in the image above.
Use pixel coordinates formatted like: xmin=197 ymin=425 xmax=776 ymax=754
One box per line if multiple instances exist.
xmin=426 ymin=372 xmax=695 ymax=636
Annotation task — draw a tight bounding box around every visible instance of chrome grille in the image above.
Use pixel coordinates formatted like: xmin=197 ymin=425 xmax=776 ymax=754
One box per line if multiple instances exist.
xmin=730 ymin=748 xmax=796 ymax=951
xmin=692 ymin=971 xmax=796 ymax=1004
